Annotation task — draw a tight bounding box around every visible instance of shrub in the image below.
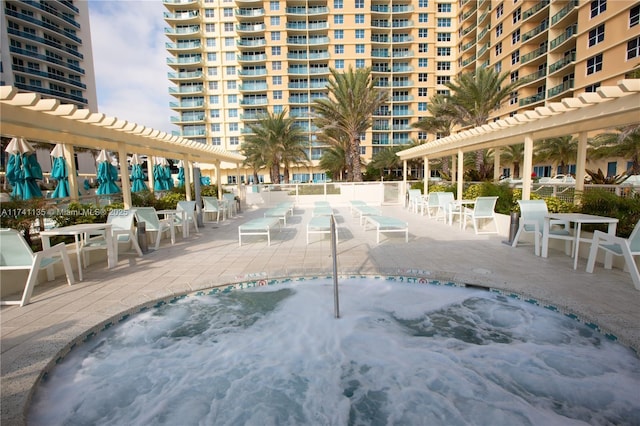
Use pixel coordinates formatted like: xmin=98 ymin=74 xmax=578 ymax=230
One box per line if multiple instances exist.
xmin=580 ymin=189 xmax=640 ymax=238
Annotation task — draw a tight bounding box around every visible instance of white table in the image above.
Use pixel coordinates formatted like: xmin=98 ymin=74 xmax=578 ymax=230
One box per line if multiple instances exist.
xmin=156 ymin=209 xmax=186 ymax=239
xmin=542 ymin=213 xmax=618 ymax=270
xmin=41 ymin=223 xmax=114 ymax=281
xmin=449 ymin=199 xmax=476 ymax=228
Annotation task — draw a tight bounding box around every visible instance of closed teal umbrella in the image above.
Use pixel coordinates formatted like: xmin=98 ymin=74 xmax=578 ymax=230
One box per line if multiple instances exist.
xmin=96 ymin=149 xmax=121 ymax=195
xmin=130 ymin=154 xmax=148 ymax=193
xmin=50 ymin=144 xmax=70 ymax=198
xmin=177 ymin=160 xmax=185 ymax=187
xmin=4 ymin=137 xmax=42 ymax=200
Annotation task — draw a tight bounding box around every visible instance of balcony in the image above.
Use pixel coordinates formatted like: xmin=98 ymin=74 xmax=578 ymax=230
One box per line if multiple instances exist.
xmin=239 ymin=82 xmax=268 ymax=91
xmin=163 ymin=0 xmax=198 ymax=6
xmin=548 ymin=52 xmax=576 ymax=74
xmin=236 ymin=23 xmax=266 ymax=33
xmin=551 ymin=0 xmax=579 ymax=26
xmin=547 ymin=79 xmax=574 ymax=98
xmin=167 ymin=70 xmax=203 ymax=81
xmin=171 ymin=113 xmax=205 ymax=123
xmin=169 ymin=99 xmax=204 ymax=109
xmin=520 ymin=44 xmax=547 ymax=64
xmin=237 ymin=53 xmax=267 ymax=63
xmin=520 ymin=68 xmax=547 ymax=83
xmin=523 ymin=0 xmax=549 ymax=20
xmin=240 ymin=97 xmax=268 ymax=106
xmin=519 ymin=92 xmax=545 ymax=107
xmin=163 ymin=11 xmax=199 ymax=22
xmin=168 ymin=85 xmax=203 ymax=94
xmin=285 ymin=6 xmax=328 ymax=15
xmin=238 ymin=67 xmax=267 ymax=76
xmin=461 ymin=54 xmax=477 ymax=67
xmin=166 ymin=56 xmax=202 ymax=65
xmin=237 ymin=38 xmax=267 ymax=48
xmin=522 ymin=20 xmax=549 ymax=42
xmin=549 ymin=25 xmax=577 ymax=51
xmin=235 ymin=8 xmax=265 ymax=19
xmin=392 ymin=65 xmax=413 ymax=73
xmin=165 ymin=41 xmax=201 ymax=52
xmin=286 ymin=21 xmax=329 ymax=31
xmin=164 ymin=26 xmax=200 ymax=36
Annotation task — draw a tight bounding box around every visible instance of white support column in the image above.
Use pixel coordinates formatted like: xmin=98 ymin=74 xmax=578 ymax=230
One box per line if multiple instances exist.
xmin=402 ymin=159 xmax=408 ymax=201
xmin=215 ymin=160 xmax=222 ymax=199
xmin=451 ymin=154 xmax=457 ymax=184
xmin=63 ymin=144 xmax=78 ymax=201
xmin=184 ymin=158 xmax=192 ymax=201
xmin=494 ymin=147 xmax=502 ymax=181
xmin=575 ymin=132 xmax=588 ymax=199
xmin=423 ymin=156 xmax=429 ymax=193
xmin=118 ymin=144 xmax=132 ymax=209
xmin=148 ymin=156 xmax=156 ymax=193
xmin=522 ymin=133 xmax=534 ymax=201
xmin=457 ymin=149 xmax=464 ymax=200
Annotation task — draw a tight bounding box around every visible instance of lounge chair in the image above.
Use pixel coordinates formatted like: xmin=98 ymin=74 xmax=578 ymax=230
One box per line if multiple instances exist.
xmin=264 ymin=206 xmax=290 ymax=225
xmin=312 ymin=204 xmax=333 ymax=217
xmin=349 ymin=200 xmax=367 ymax=216
xmin=176 ymin=201 xmax=199 ymax=237
xmin=462 ymin=196 xmax=499 ymax=234
xmin=0 ymin=228 xmax=75 ymax=306
xmin=511 ymin=200 xmax=572 ymax=256
xmin=83 ymin=209 xmax=143 ymax=264
xmin=352 ymin=204 xmax=381 ymax=226
xmin=307 ymin=216 xmax=338 ymax=244
xmin=363 ymin=215 xmax=409 ymax=244
xmin=133 ymin=207 xmax=175 ymax=250
xmin=238 ymin=217 xmax=281 ymax=246
xmin=202 ymin=196 xmax=224 ymax=222
xmin=586 ymin=220 xmax=640 ymax=290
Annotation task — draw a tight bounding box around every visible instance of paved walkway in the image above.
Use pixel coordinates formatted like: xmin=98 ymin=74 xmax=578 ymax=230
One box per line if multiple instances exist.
xmin=2 ymin=202 xmax=639 ymax=425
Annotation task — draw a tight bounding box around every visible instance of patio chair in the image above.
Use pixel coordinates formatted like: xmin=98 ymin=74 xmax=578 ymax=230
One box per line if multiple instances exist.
xmin=133 ymin=207 xmax=174 ymax=250
xmin=0 ymin=228 xmax=75 ymax=306
xmin=176 ymin=201 xmax=199 ymax=237
xmin=511 ymin=200 xmax=572 ymax=256
xmin=586 ymin=220 xmax=640 ymax=290
xmin=222 ymin=193 xmax=237 ymax=217
xmin=436 ymin=192 xmax=455 ymax=222
xmin=407 ymin=189 xmax=425 ymax=213
xmin=424 ymin=192 xmax=440 ymax=218
xmin=202 ymin=196 xmax=224 ymax=222
xmin=83 ymin=209 xmax=143 ymax=264
xmin=462 ymin=196 xmax=499 ymax=234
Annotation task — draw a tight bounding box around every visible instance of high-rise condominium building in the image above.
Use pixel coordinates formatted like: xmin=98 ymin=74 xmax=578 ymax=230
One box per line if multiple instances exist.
xmin=0 ymin=0 xmax=97 ymax=110
xmin=163 ymin=0 xmax=639 ymax=182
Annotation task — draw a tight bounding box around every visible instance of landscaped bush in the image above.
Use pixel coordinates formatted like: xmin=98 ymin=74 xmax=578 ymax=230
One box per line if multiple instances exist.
xmin=580 ymin=189 xmax=640 ymax=238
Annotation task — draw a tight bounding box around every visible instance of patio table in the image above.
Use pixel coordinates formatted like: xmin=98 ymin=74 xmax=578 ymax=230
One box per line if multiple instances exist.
xmin=449 ymin=199 xmax=476 ymax=228
xmin=40 ymin=223 xmax=114 ymax=281
xmin=156 ymin=209 xmax=187 ymax=239
xmin=542 ymin=213 xmax=618 ymax=270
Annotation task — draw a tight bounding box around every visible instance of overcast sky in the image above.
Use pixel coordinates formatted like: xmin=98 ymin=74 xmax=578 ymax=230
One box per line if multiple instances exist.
xmin=88 ymin=0 xmax=176 ymax=133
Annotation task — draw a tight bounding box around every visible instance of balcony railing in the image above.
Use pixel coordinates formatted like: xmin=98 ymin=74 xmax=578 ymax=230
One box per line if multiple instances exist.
xmin=547 ymin=79 xmax=574 ymax=98
xmin=522 ymin=20 xmax=549 ymax=42
xmin=549 ymin=52 xmax=575 ymax=73
xmin=550 ymin=25 xmax=577 ymax=50
xmin=521 ymin=68 xmax=547 ymax=82
xmin=520 ymin=44 xmax=547 ymax=64
xmin=523 ymin=0 xmax=549 ymax=20
xmin=551 ymin=0 xmax=579 ymax=25
xmin=519 ymin=92 xmax=545 ymax=107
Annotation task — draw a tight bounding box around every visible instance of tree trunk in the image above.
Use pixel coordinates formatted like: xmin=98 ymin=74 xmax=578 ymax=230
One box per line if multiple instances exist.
xmin=351 ymin=137 xmax=363 ymax=182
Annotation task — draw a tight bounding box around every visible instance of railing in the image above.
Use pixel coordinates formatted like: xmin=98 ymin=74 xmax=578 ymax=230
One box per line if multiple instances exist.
xmin=331 ymin=214 xmax=340 ymax=319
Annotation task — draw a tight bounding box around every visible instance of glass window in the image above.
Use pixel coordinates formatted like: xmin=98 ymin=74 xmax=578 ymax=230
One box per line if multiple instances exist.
xmin=509 ymin=91 xmax=518 ymax=105
xmin=631 ymin=5 xmax=639 ymax=27
xmin=270 ymin=16 xmax=280 ymax=25
xmin=585 ymin=82 xmax=601 ymax=92
xmin=419 ymin=13 xmax=428 ymax=23
xmin=335 ymin=45 xmax=344 ymax=54
xmin=437 ymin=47 xmax=451 ymax=56
xmin=271 ymin=32 xmax=280 ymax=41
xmin=494 ymin=61 xmax=502 ymax=73
xmin=419 ymin=58 xmax=428 ymax=67
xmin=230 ymin=137 xmax=239 ymax=146
xmin=419 ymin=29 xmax=428 ymax=38
xmin=512 ymin=8 xmax=521 ymax=23
xmin=496 ymin=23 xmax=503 ymax=37
xmin=334 ymin=30 xmax=344 ymax=39
xmin=355 ymin=29 xmax=365 ymax=39
xmin=436 ymin=76 xmax=450 ymax=84
xmin=272 ymin=46 xmax=281 ymax=55
xmin=227 ymin=94 xmax=237 ymax=103
xmin=334 ymin=15 xmax=343 ymax=24
xmin=334 ymin=0 xmax=343 ymax=8
xmin=211 ymin=124 xmax=220 ymax=132
xmin=355 ymin=0 xmax=364 ymax=8
xmin=273 ymin=90 xmax=282 ymax=99
xmin=418 ymin=73 xmax=428 ymax=82
xmin=209 ymin=95 xmax=219 ymax=104
xmin=224 ymin=22 xmax=233 ymax=32
xmin=496 ymin=3 xmax=503 ymax=18
xmin=511 ymin=50 xmax=519 ymax=65
xmin=437 ymin=61 xmax=451 ymax=70
xmin=512 ymin=29 xmax=520 ymax=44
xmin=355 ymin=14 xmax=365 ymax=24
xmin=210 ymin=110 xmax=220 ymax=118
xmin=418 ymin=102 xmax=427 ymax=111
xmin=437 ymin=4 xmax=451 ymax=13
xmin=627 ymin=36 xmax=640 ymax=60
xmin=226 ymin=66 xmax=236 ymax=75
xmin=205 ymin=9 xmax=215 ymax=18
xmin=226 ymin=81 xmax=236 ymax=89
xmin=229 ymin=109 xmax=238 ymax=118
xmin=419 ymin=43 xmax=428 ymax=53
xmin=272 ymin=76 xmax=282 ymax=85
xmin=588 ymin=24 xmax=605 ymax=47
xmin=437 ymin=32 xmax=451 ymax=42
xmin=224 ymin=37 xmax=234 ymax=47
xmin=419 ymin=0 xmax=428 ymax=7
xmin=223 ymin=8 xmax=233 ymax=17
xmin=335 ymin=59 xmax=344 ymax=69
xmin=356 ymin=44 xmax=365 ymax=54
xmin=272 ymin=61 xmax=281 ymax=70
xmin=229 ymin=122 xmax=238 ymax=131
xmin=586 ymin=53 xmax=603 ymax=74
xmin=273 ymin=105 xmax=283 ymax=113
xmin=356 ymin=59 xmax=365 ymax=68
xmin=418 ymin=88 xmax=428 ymax=97
xmin=510 ymin=70 xmax=519 ymax=82
xmin=225 ymin=52 xmax=235 ymax=61
xmin=495 ymin=42 xmax=502 ymax=56
xmin=437 ymin=18 xmax=451 ymax=27
xmin=211 ymin=137 xmax=221 ymax=145
xmin=590 ymin=0 xmax=606 ymax=18
xmin=270 ymin=1 xmax=279 ymax=11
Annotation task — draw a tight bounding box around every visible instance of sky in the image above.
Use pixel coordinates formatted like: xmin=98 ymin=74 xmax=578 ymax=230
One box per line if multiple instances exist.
xmin=88 ymin=0 xmax=176 ymax=133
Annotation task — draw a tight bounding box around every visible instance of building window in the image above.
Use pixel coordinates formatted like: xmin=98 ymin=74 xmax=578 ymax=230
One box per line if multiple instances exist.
xmin=436 ymin=89 xmax=449 ymax=96
xmin=437 ymin=18 xmax=451 ymax=27
xmin=513 ymin=7 xmax=521 ymax=23
xmin=226 ymin=81 xmax=236 ymax=89
xmin=509 ymin=91 xmax=518 ymax=105
xmin=356 ymin=59 xmax=365 ymax=68
xmin=272 ymin=76 xmax=282 ymax=85
xmin=436 ymin=76 xmax=450 ymax=84
xmin=419 ymin=13 xmax=429 ymax=23
xmin=226 ymin=66 xmax=236 ymax=75
xmin=495 ymin=42 xmax=502 ymax=56
xmin=437 ymin=61 xmax=450 ymax=70
xmin=588 ymin=24 xmax=605 ymax=47
xmin=437 ymin=32 xmax=451 ymax=42
xmin=355 ymin=29 xmax=365 ymax=39
xmin=585 ymin=82 xmax=601 ymax=92
xmin=273 ymin=90 xmax=282 ymax=99
xmin=230 ymin=137 xmax=239 ymax=146
xmin=419 ymin=29 xmax=428 ymax=38
xmin=273 ymin=105 xmax=283 ymax=113
xmin=511 ymin=50 xmax=519 ymax=65
xmin=334 ymin=14 xmax=343 ymax=24
xmin=229 ymin=109 xmax=238 ymax=118
xmin=334 ymin=30 xmax=344 ymax=39
xmin=418 ymin=132 xmax=428 ymax=140
xmin=419 ymin=0 xmax=428 ymax=7
xmin=628 ymin=36 xmax=640 ymax=60
xmin=223 ymin=8 xmax=233 ymax=17
xmin=510 ymin=70 xmax=519 ymax=82
xmin=437 ymin=3 xmax=451 ymax=13
xmin=209 ymin=81 xmax=218 ymax=90
xmin=225 ymin=52 xmax=235 ymax=61
xmin=418 ymin=88 xmax=428 ymax=97
xmin=355 ymin=14 xmax=365 ymax=24
xmin=631 ymin=5 xmax=639 ymax=27
xmin=224 ymin=22 xmax=233 ymax=32
xmin=418 ymin=102 xmax=427 ymax=111
xmin=437 ymin=47 xmax=451 ymax=56
xmin=496 ymin=23 xmax=503 ymax=37
xmin=356 ymin=44 xmax=365 ymax=54
xmin=210 ymin=110 xmax=220 ymax=118
xmin=419 ymin=43 xmax=428 ymax=53
xmin=419 ymin=58 xmax=428 ymax=67
xmin=418 ymin=73 xmax=428 ymax=82
xmin=512 ymin=29 xmax=520 ymax=44
xmin=272 ymin=46 xmax=281 ymax=55
xmin=211 ymin=137 xmax=221 ymax=145
xmin=211 ymin=124 xmax=220 ymax=132
xmin=272 ymin=61 xmax=281 ymax=70
xmin=334 ymin=0 xmax=343 ymax=8
xmin=205 ymin=24 xmax=215 ymax=32
xmin=355 ymin=0 xmax=364 ymax=8
xmin=496 ymin=3 xmax=503 ymax=18
xmin=270 ymin=1 xmax=279 ymax=11
xmin=586 ymin=53 xmax=603 ymax=74
xmin=495 ymin=61 xmax=502 ymax=73
xmin=335 ymin=59 xmax=344 ymax=69
xmin=227 ymin=94 xmax=237 ymax=103
xmin=224 ymin=37 xmax=234 ymax=47
xmin=207 ymin=53 xmax=217 ymax=62
xmin=591 ymin=0 xmax=606 ymax=18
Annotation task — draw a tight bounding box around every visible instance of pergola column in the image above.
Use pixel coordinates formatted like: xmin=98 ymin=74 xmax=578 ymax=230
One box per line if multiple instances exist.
xmin=184 ymin=158 xmax=192 ymax=201
xmin=118 ymin=144 xmax=132 ymax=209
xmin=575 ymin=132 xmax=588 ymax=202
xmin=522 ymin=133 xmax=534 ymax=201
xmin=423 ymin=156 xmax=429 ymax=193
xmin=457 ymin=149 xmax=464 ymax=200
xmin=494 ymin=147 xmax=502 ymax=181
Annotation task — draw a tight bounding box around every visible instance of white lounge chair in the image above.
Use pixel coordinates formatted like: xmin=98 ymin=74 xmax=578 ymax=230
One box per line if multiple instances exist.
xmin=307 ymin=216 xmax=338 ymax=245
xmin=363 ymin=215 xmax=409 ymax=244
xmin=83 ymin=209 xmax=142 ymax=264
xmin=462 ymin=196 xmax=499 ymax=234
xmin=238 ymin=217 xmax=281 ymax=246
xmin=586 ymin=220 xmax=640 ymax=290
xmin=0 ymin=228 xmax=75 ymax=306
xmin=511 ymin=200 xmax=572 ymax=256
xmin=202 ymin=196 xmax=224 ymax=222
xmin=133 ymin=207 xmax=175 ymax=250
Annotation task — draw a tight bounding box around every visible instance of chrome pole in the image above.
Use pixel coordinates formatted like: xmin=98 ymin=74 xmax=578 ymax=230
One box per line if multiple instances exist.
xmin=331 ymin=214 xmax=340 ymax=319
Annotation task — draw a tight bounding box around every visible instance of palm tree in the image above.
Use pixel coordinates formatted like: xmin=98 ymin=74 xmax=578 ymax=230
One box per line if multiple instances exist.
xmin=590 ymin=124 xmax=640 ymax=175
xmin=535 ymin=135 xmax=578 ymax=175
xmin=500 ymin=144 xmax=525 ymax=178
xmin=242 ymin=110 xmax=307 ymax=184
xmin=240 ymin=136 xmax=267 ymax=185
xmin=369 ymin=146 xmax=403 ymax=180
xmin=314 ymin=67 xmax=388 ymax=182
xmin=444 ymin=67 xmax=524 ymax=177
xmin=412 ymin=95 xmax=456 ymax=176
xmin=316 ymin=126 xmax=351 ymax=181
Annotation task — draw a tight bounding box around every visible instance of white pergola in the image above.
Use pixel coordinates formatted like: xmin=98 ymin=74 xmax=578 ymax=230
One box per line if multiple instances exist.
xmin=397 ymin=79 xmax=640 ymax=201
xmin=0 ymin=86 xmax=245 ymax=208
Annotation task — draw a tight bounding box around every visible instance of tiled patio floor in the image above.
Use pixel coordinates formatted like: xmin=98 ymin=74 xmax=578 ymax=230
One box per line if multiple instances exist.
xmin=2 ymin=202 xmax=639 ymax=425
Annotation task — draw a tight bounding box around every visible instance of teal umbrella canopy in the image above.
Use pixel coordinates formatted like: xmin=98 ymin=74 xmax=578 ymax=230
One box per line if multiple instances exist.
xmin=50 ymin=144 xmax=70 ymax=198
xmin=96 ymin=149 xmax=121 ymax=195
xmin=4 ymin=137 xmax=43 ymax=200
xmin=153 ymin=158 xmax=174 ymax=191
xmin=177 ymin=160 xmax=185 ymax=187
xmin=130 ymin=154 xmax=148 ymax=193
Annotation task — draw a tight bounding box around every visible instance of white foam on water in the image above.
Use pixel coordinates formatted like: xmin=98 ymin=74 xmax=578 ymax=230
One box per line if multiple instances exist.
xmin=28 ymin=279 xmax=640 ymax=426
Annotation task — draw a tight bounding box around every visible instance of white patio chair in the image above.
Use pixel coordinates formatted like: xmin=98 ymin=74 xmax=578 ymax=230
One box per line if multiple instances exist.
xmin=83 ymin=209 xmax=142 ymax=264
xmin=222 ymin=193 xmax=237 ymax=217
xmin=462 ymin=196 xmax=499 ymax=234
xmin=176 ymin=201 xmax=199 ymax=236
xmin=436 ymin=192 xmax=454 ymax=222
xmin=0 ymin=228 xmax=75 ymax=306
xmin=407 ymin=189 xmax=425 ymax=213
xmin=133 ymin=207 xmax=174 ymax=250
xmin=202 ymin=196 xmax=224 ymax=222
xmin=511 ymin=200 xmax=572 ymax=256
xmin=424 ymin=192 xmax=441 ymax=218
xmin=586 ymin=220 xmax=640 ymax=290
